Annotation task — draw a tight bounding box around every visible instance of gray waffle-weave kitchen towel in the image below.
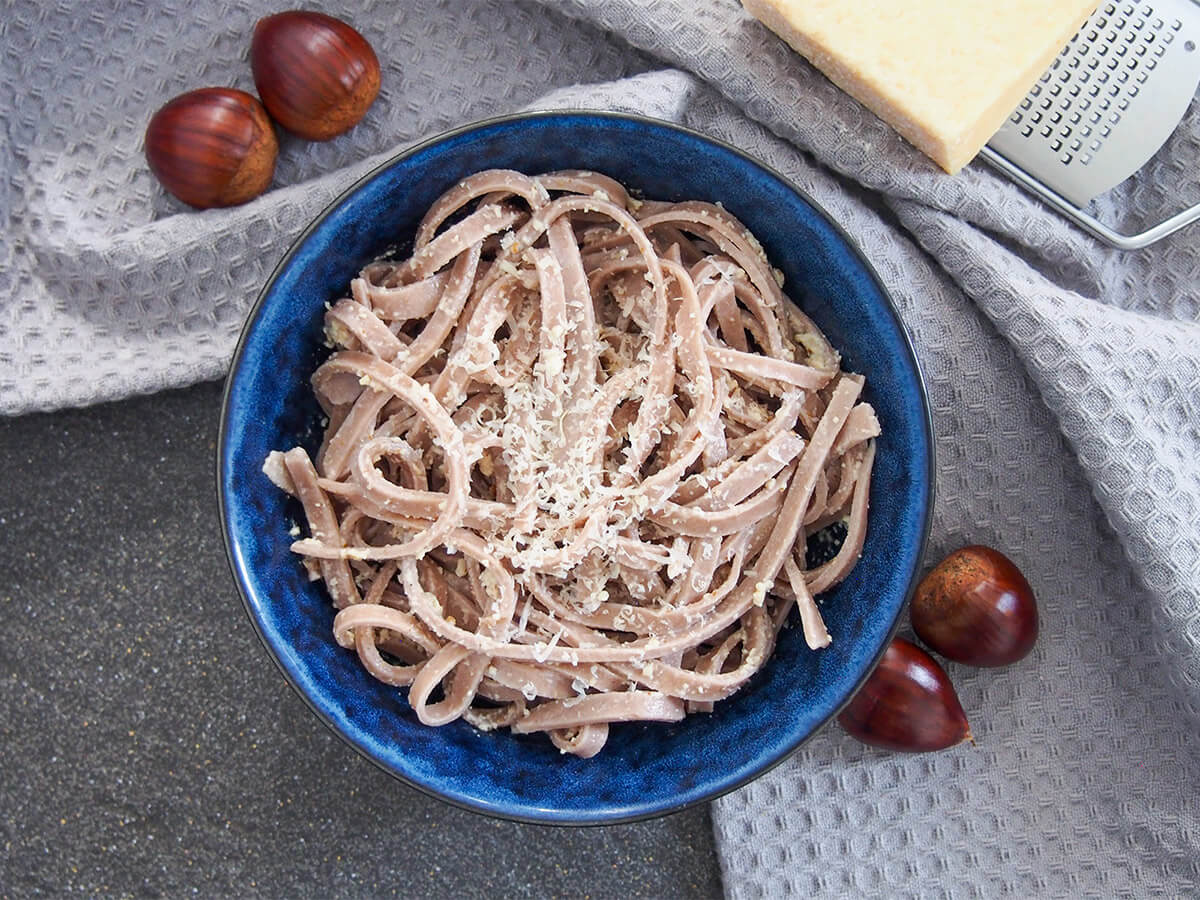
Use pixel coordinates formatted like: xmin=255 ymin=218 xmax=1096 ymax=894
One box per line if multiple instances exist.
xmin=3 ymin=0 xmax=1197 ymax=895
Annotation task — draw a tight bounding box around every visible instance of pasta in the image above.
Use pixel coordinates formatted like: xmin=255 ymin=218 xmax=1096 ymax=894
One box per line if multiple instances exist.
xmin=264 ymin=169 xmax=880 ymax=757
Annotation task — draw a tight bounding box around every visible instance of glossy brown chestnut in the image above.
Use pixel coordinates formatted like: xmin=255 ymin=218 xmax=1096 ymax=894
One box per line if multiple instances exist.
xmin=251 ymin=11 xmax=380 ymax=141
xmin=145 ymin=88 xmax=277 ymax=209
xmin=838 ymin=637 xmax=972 ymax=752
xmin=911 ymin=545 xmax=1038 ymax=667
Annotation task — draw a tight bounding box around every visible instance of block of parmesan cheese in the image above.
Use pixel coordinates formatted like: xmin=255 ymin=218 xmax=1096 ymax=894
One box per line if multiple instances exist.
xmin=743 ymin=0 xmax=1100 ymax=173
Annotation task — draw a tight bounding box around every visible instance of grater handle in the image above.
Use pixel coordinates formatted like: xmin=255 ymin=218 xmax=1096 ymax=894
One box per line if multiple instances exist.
xmin=980 ymin=146 xmax=1200 ymax=250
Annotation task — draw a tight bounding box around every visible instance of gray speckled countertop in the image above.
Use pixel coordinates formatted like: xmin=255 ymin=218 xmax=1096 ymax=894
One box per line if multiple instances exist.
xmin=0 ymin=382 xmax=723 ymax=898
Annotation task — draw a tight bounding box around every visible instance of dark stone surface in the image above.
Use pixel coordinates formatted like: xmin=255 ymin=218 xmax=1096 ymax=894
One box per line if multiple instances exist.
xmin=0 ymin=382 xmax=724 ymax=898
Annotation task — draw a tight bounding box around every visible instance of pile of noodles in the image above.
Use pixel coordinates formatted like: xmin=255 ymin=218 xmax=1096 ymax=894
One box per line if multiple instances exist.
xmin=264 ymin=169 xmax=880 ymax=757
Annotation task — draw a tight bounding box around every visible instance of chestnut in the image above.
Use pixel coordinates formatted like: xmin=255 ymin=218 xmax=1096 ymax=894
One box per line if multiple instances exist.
xmin=838 ymin=637 xmax=972 ymax=752
xmin=145 ymin=87 xmax=277 ymax=209
xmin=251 ymin=11 xmax=381 ymax=141
xmin=911 ymin=545 xmax=1038 ymax=667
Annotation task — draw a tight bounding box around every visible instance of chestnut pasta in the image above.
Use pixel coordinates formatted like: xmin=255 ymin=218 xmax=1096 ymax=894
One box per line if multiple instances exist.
xmin=264 ymin=169 xmax=880 ymax=757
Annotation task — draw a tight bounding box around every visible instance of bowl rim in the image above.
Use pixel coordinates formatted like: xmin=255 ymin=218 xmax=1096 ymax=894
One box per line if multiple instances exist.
xmin=216 ymin=109 xmax=936 ymax=826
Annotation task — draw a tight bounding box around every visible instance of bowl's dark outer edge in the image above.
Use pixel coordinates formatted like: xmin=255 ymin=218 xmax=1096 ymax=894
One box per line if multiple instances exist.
xmin=215 ymin=109 xmax=938 ymax=828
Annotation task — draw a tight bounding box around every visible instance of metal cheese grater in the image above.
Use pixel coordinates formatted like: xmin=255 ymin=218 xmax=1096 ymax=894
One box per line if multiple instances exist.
xmin=982 ymin=0 xmax=1200 ymax=249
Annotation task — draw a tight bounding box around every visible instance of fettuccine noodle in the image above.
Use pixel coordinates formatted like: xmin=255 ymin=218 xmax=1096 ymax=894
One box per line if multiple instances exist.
xmin=264 ymin=169 xmax=880 ymax=757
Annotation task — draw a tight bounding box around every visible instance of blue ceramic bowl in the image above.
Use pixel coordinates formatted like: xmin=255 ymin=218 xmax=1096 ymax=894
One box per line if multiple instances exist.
xmin=218 ymin=111 xmax=934 ymax=825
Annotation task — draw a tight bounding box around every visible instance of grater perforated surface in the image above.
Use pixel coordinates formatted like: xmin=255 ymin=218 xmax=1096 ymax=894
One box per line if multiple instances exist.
xmin=988 ymin=0 xmax=1200 ymax=206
